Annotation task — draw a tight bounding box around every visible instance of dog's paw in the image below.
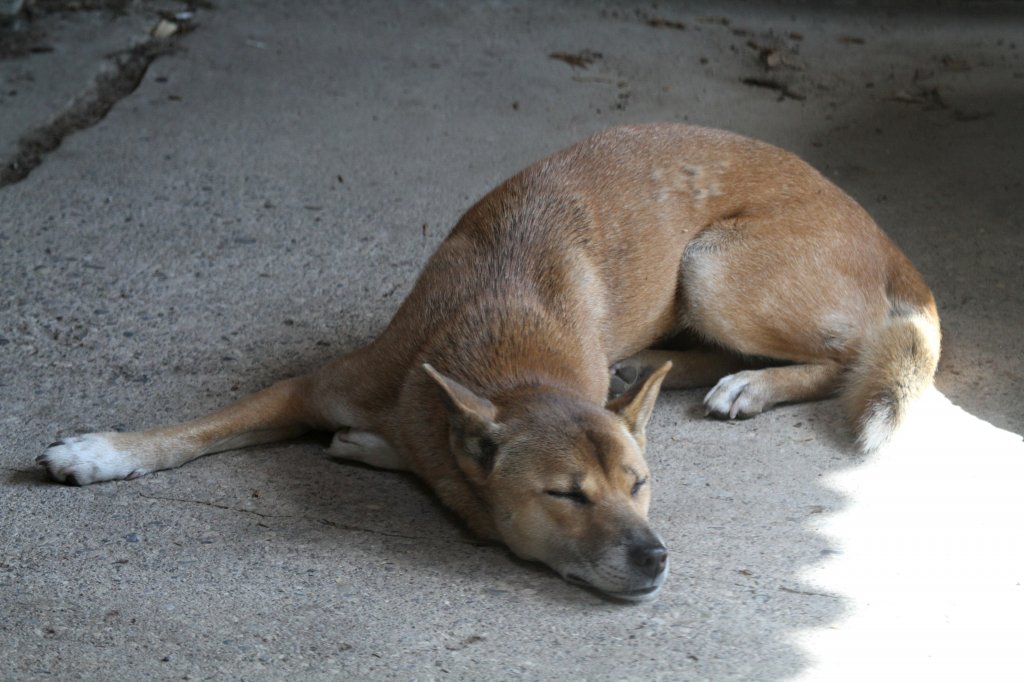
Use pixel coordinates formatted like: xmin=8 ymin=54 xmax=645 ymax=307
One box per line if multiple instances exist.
xmin=609 ymin=359 xmax=644 ymax=398
xmin=37 ymin=434 xmax=145 ymax=485
xmin=704 ymin=371 xmax=770 ymax=420
xmin=328 ymin=430 xmax=409 ymax=471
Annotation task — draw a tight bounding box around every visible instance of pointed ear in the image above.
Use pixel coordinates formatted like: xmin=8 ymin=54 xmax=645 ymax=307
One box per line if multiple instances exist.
xmin=607 ymin=361 xmax=672 ymax=448
xmin=423 ymin=364 xmax=503 ymax=483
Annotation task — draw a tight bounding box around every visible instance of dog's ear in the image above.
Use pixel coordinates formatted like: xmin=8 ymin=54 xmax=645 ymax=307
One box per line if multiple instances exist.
xmin=423 ymin=364 xmax=503 ymax=483
xmin=607 ymin=361 xmax=672 ymax=449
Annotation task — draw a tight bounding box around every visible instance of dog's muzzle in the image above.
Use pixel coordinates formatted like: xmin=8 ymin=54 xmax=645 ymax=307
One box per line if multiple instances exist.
xmin=565 ymin=537 xmax=670 ymax=602
xmin=614 ymin=539 xmax=669 ymax=601
xmin=629 ymin=540 xmax=669 ymax=581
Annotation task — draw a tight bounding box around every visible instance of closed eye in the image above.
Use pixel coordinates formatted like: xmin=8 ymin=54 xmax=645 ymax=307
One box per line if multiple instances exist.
xmin=546 ymin=489 xmax=591 ymax=505
xmin=631 ymin=477 xmax=648 ymax=497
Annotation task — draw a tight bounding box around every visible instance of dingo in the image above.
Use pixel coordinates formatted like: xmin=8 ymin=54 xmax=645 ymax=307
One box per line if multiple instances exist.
xmin=39 ymin=124 xmax=939 ymax=601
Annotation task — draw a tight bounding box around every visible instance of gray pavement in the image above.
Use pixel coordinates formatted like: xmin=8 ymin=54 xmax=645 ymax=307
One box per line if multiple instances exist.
xmin=2 ymin=1 xmax=1023 ymax=680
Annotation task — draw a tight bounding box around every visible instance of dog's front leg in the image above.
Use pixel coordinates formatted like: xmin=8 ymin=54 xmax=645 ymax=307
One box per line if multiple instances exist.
xmin=610 ymin=348 xmax=754 ymax=397
xmin=327 ymin=429 xmax=409 ymax=471
xmin=38 ymin=375 xmax=317 ymax=485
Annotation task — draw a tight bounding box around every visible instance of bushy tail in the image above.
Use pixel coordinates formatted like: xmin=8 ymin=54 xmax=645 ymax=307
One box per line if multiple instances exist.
xmin=843 ymin=309 xmax=941 ymax=452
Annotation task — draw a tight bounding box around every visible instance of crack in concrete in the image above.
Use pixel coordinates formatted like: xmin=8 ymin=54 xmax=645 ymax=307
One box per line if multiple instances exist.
xmin=0 ymin=39 xmax=175 ymax=186
xmin=778 ymin=585 xmax=836 ymax=598
xmin=136 ymin=492 xmax=486 ymax=547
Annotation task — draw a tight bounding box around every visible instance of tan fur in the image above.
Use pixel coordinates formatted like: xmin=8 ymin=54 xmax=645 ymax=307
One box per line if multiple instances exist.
xmin=39 ymin=124 xmax=939 ymax=600
xmin=843 ymin=311 xmax=941 ymax=451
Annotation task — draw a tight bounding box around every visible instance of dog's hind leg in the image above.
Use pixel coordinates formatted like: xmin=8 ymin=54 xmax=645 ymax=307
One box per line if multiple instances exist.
xmin=702 ymin=362 xmax=842 ymax=419
xmin=610 ymin=349 xmax=841 ymax=418
xmin=39 ymin=374 xmax=327 ymax=485
xmin=673 ymin=211 xmax=893 ymax=422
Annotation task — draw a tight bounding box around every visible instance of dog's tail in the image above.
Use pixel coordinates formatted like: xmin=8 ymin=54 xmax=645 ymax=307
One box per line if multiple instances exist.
xmin=843 ymin=305 xmax=941 ymax=452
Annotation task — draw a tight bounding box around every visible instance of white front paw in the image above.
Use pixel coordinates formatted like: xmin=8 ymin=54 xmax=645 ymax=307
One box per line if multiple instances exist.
xmin=328 ymin=430 xmax=409 ymax=471
xmin=37 ymin=434 xmax=144 ymax=485
xmin=704 ymin=371 xmax=768 ymax=419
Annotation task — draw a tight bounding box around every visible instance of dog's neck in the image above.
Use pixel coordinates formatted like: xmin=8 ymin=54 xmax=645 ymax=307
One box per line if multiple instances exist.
xmin=446 ymin=300 xmax=610 ymax=402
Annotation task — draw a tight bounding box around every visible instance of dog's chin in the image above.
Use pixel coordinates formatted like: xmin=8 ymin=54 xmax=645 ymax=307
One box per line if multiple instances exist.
xmin=605 ymin=583 xmax=664 ymax=603
xmin=564 ymin=572 xmax=666 ymax=603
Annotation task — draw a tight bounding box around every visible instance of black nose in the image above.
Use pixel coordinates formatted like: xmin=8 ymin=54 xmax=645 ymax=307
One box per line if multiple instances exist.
xmin=629 ymin=542 xmax=668 ymax=579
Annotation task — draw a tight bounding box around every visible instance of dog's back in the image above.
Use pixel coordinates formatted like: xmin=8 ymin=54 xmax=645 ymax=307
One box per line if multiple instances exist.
xmin=365 ymin=123 xmax=938 ymax=438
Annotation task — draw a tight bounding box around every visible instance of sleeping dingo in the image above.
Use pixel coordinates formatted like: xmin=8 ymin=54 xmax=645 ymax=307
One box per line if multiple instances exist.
xmin=39 ymin=124 xmax=940 ymax=601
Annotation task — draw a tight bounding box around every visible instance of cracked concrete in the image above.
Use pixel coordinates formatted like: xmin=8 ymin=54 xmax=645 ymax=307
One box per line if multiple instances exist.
xmin=0 ymin=0 xmax=193 ymax=185
xmin=2 ymin=1 xmax=1023 ymax=680
xmin=1 ymin=38 xmax=173 ymax=185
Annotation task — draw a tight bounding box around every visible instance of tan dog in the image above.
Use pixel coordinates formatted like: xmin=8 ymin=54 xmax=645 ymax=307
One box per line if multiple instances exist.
xmin=38 ymin=124 xmax=940 ymax=601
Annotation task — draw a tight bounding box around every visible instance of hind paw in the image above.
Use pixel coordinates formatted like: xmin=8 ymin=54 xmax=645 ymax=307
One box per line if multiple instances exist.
xmin=703 ymin=371 xmax=770 ymax=420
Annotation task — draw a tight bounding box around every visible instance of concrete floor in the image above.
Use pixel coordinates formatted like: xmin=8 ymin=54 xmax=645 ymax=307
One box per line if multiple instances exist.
xmin=2 ymin=1 xmax=1022 ymax=679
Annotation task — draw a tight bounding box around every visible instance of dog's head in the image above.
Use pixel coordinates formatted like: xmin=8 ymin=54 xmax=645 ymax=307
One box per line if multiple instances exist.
xmin=424 ymin=362 xmax=672 ymax=602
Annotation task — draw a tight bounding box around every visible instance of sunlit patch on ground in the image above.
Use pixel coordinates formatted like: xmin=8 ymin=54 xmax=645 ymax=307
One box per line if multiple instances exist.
xmin=796 ymin=388 xmax=1024 ymax=679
